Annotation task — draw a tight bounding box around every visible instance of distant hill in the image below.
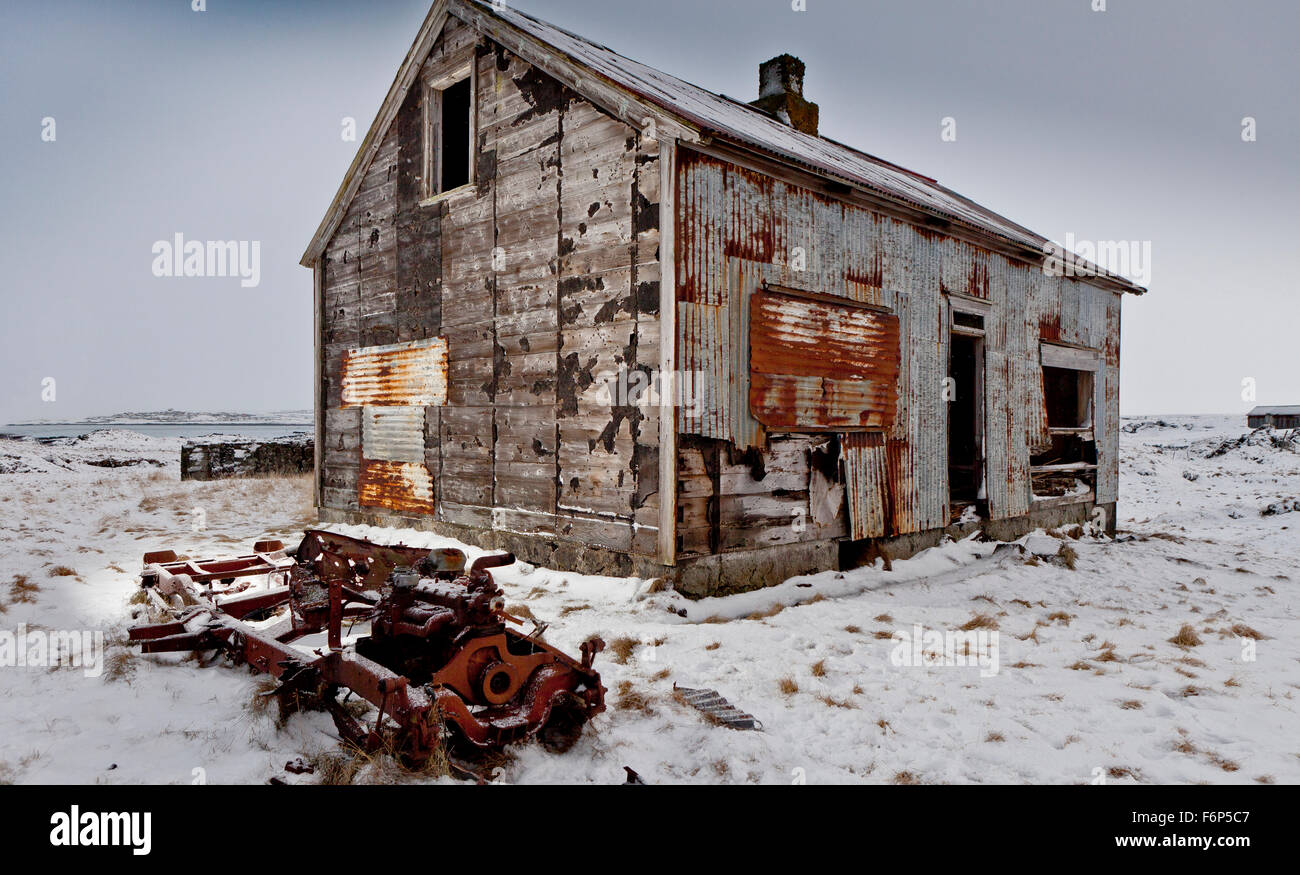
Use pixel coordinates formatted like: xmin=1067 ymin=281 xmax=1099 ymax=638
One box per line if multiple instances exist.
xmin=13 ymin=409 xmax=312 ymax=426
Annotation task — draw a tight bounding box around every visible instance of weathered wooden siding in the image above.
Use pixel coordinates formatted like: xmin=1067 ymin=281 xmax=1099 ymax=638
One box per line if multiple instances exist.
xmin=675 ymin=147 xmax=1120 ymax=555
xmin=319 ymin=15 xmax=662 ymax=556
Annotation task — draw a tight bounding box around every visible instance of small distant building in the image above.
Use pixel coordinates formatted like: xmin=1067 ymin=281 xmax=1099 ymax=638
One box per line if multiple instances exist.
xmin=1248 ymin=406 xmax=1300 ymax=429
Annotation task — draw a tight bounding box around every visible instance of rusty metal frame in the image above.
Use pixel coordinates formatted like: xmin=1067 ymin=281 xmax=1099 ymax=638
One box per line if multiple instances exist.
xmin=130 ymin=530 xmax=605 ymax=764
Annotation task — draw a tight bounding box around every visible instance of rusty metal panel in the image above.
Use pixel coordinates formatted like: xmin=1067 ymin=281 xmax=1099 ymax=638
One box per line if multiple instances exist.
xmin=673 ymin=146 xmax=1125 ymax=539
xmin=727 ymin=259 xmax=766 ymax=450
xmin=748 ymin=288 xmax=899 ymax=431
xmin=1081 ymin=281 xmax=1108 ymax=351
xmin=362 ymin=406 xmax=426 ymax=463
xmin=678 ymin=300 xmax=727 ymax=440
xmin=844 ymin=432 xmax=889 ymax=539
xmin=1024 ymin=270 xmax=1052 ymax=454
xmin=876 ymin=220 xmax=951 ymax=536
xmin=1095 ymin=295 xmax=1122 ymax=505
xmin=877 ymin=227 xmax=948 ymax=536
xmin=940 ymin=237 xmax=990 ymax=300
xmin=913 ymin=233 xmax=947 ymax=533
xmin=885 ymin=437 xmax=915 ymax=534
xmin=677 ymin=152 xmax=726 ymax=307
xmin=984 ymin=264 xmax=1031 ymax=520
xmin=984 ymin=350 xmax=1011 ymax=519
xmin=1005 ymin=266 xmax=1032 ymax=519
xmin=341 ymin=337 xmax=448 ymax=407
xmin=984 ymin=255 xmax=1013 ymax=520
xmin=359 ymin=459 xmax=434 ymax=515
xmin=844 ymin=208 xmax=885 ymax=305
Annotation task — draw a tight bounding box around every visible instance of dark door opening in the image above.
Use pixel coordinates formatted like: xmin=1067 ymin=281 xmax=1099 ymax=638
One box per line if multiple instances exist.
xmin=948 ymin=333 xmax=984 ymax=505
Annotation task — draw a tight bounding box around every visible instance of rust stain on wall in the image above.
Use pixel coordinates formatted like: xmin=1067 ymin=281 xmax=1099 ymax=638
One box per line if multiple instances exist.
xmin=1038 ymin=312 xmax=1061 ymax=343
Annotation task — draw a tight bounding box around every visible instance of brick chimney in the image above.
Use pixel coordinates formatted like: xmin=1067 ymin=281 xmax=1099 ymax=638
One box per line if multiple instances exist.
xmin=749 ymin=54 xmax=819 ymax=136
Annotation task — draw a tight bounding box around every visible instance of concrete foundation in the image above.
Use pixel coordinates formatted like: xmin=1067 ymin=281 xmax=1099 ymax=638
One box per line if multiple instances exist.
xmin=319 ymin=498 xmax=1116 ymax=599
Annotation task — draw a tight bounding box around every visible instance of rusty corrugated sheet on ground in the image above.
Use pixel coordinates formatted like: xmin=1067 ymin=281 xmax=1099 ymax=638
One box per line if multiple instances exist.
xmin=749 ymin=288 xmax=899 ymax=430
xmin=359 ymin=459 xmax=434 ymax=515
xmin=341 ymin=337 xmax=448 ymax=407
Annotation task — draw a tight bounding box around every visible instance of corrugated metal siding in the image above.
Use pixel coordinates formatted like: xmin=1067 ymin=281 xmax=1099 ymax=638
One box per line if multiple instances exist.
xmin=726 ymin=260 xmax=766 ymax=450
xmin=359 ymin=459 xmax=434 ymax=515
xmin=341 ymin=338 xmax=446 ymax=516
xmin=1025 ymin=271 xmax=1053 ymax=453
xmin=473 ymin=0 xmax=1143 ymax=293
xmin=675 ymin=147 xmax=1119 ymax=547
xmin=983 ymin=256 xmax=1012 ymax=520
xmin=910 ymin=231 xmax=947 ymax=533
xmin=1002 ymin=265 xmax=1032 ymax=519
xmin=362 ymin=406 xmax=426 ymax=463
xmin=844 ymin=432 xmax=889 ymax=539
xmin=749 ymin=289 xmax=900 ymax=430
xmin=1095 ymin=294 xmax=1122 ymax=505
xmin=341 ymin=337 xmax=448 ymax=407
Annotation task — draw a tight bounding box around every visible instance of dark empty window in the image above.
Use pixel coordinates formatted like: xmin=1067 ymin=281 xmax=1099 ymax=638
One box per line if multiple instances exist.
xmin=1032 ymin=365 xmax=1097 ymax=499
xmin=439 ymin=77 xmax=472 ymax=193
xmin=1042 ymin=366 xmax=1092 ymax=429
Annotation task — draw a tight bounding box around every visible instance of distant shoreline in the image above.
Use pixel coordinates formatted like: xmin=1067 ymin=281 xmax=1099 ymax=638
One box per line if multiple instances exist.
xmin=6 ymin=422 xmax=312 ymax=428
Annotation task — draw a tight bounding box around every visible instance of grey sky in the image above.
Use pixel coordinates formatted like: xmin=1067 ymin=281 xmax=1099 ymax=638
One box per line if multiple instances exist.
xmin=2 ymin=0 xmax=1295 ymax=423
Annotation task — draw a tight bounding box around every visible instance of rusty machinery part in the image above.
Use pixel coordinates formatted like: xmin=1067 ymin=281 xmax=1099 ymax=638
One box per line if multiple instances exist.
xmin=128 ymin=531 xmax=605 ymax=764
xmin=294 ymin=529 xmax=466 ymax=591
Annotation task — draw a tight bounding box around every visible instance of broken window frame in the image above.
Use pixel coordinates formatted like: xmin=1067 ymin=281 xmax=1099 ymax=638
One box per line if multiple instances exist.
xmin=421 ymin=63 xmax=476 ymax=203
xmin=1032 ymin=342 xmax=1101 ymax=504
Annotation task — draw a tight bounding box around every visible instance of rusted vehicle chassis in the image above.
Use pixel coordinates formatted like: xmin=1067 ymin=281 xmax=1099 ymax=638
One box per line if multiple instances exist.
xmin=128 ymin=530 xmax=605 ymax=763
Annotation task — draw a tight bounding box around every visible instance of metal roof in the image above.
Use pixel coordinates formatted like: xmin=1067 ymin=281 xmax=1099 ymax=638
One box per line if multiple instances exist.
xmin=467 ymin=0 xmax=1145 ymax=294
xmin=303 ymin=0 xmax=1147 ymax=295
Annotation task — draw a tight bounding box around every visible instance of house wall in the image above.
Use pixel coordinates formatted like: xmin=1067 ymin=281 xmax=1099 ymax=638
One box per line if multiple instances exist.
xmin=318 ymin=15 xmax=663 ymax=572
xmin=1249 ymin=414 xmax=1300 ymax=429
xmin=673 ymin=148 xmax=1121 ymax=592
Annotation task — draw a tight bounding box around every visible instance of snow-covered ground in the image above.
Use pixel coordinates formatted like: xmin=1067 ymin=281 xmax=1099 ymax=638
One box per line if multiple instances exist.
xmin=0 ymin=417 xmax=1295 ymax=785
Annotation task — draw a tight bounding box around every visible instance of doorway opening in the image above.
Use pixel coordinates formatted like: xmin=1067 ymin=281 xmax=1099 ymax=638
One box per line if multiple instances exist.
xmin=948 ymin=331 xmax=985 ymax=510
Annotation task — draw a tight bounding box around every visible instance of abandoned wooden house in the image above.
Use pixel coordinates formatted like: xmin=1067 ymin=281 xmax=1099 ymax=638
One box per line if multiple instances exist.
xmin=301 ymin=0 xmax=1146 ymax=596
xmin=1247 ymin=406 xmax=1300 ymax=430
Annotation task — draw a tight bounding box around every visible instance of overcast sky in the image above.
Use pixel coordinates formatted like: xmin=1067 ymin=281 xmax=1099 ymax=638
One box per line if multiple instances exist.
xmin=1 ymin=0 xmax=1295 ymax=422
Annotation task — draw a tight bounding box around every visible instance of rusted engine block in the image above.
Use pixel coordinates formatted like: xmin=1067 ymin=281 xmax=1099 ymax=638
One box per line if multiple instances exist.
xmin=129 ymin=530 xmax=605 ymax=765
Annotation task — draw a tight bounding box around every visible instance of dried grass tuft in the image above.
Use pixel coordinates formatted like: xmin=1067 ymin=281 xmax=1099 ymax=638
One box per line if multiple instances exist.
xmin=960 ymin=613 xmax=998 ymax=631
xmin=607 ymin=636 xmax=638 ymax=665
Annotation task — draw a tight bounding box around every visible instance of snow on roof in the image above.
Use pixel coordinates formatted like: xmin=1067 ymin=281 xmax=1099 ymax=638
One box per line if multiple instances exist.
xmin=1248 ymin=405 xmax=1300 ymax=416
